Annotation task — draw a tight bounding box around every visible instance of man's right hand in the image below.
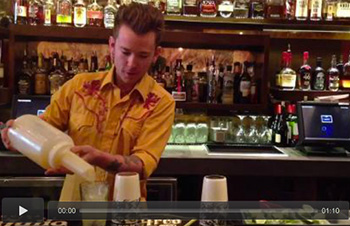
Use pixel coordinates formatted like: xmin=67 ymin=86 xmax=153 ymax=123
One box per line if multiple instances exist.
xmin=0 ymin=120 xmax=17 ymax=152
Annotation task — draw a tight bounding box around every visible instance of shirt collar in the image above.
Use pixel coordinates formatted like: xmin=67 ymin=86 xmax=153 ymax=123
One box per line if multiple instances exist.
xmin=101 ymin=65 xmax=152 ymax=102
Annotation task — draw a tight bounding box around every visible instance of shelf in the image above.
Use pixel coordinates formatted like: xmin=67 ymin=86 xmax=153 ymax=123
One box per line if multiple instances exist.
xmin=165 ymin=16 xmax=350 ymax=31
xmin=9 ymin=24 xmax=269 ymax=50
xmin=175 ymin=102 xmax=265 ymax=113
xmin=16 ymin=94 xmax=51 ymax=99
xmin=270 ymin=87 xmax=350 ymax=102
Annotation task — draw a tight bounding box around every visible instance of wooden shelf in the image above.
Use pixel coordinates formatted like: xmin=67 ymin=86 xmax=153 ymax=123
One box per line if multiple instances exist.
xmin=175 ymin=102 xmax=265 ymax=113
xmin=165 ymin=16 xmax=350 ymax=31
xmin=9 ymin=24 xmax=269 ymax=50
xmin=270 ymin=87 xmax=350 ymax=101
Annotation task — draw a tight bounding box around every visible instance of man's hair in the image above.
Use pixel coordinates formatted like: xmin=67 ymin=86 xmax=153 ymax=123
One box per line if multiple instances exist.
xmin=113 ymin=3 xmax=164 ymax=46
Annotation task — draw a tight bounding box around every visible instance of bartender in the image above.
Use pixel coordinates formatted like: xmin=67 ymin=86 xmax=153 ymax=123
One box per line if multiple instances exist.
xmin=1 ymin=3 xmax=175 ymax=201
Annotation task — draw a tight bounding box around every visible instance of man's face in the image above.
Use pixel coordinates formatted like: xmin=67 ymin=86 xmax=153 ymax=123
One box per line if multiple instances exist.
xmin=109 ymin=25 xmax=160 ymax=89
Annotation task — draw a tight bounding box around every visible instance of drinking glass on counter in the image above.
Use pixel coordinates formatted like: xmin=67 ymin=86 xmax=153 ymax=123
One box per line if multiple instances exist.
xmin=185 ymin=117 xmax=197 ymax=144
xmin=112 ymin=172 xmax=141 ymax=226
xmin=80 ymin=181 xmax=109 ymax=226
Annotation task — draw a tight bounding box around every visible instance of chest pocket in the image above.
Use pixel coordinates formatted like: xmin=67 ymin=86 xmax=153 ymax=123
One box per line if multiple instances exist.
xmin=69 ymin=113 xmax=95 ymax=145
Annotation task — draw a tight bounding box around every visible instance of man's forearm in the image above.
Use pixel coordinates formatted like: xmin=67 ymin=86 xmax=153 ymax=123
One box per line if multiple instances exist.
xmin=96 ymin=152 xmax=144 ymax=178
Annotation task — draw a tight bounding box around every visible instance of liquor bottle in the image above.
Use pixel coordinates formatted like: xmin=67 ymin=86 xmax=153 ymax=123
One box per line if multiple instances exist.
xmin=172 ymin=59 xmax=186 ymax=101
xmin=35 ymin=53 xmax=48 ymax=95
xmin=309 ymin=0 xmax=322 ymax=20
xmin=336 ymin=0 xmax=350 ymax=19
xmin=199 ymin=0 xmax=217 ymax=17
xmin=337 ymin=55 xmax=344 ymax=83
xmin=87 ymin=0 xmax=103 ymax=27
xmin=276 ymin=51 xmax=287 ymax=88
xmin=74 ymin=0 xmax=87 ymax=28
xmin=56 ymin=0 xmax=72 ymax=26
xmin=192 ymin=72 xmax=199 ymax=102
xmin=284 ymin=0 xmax=295 ymax=19
xmin=312 ymin=57 xmax=326 ymax=90
xmin=216 ymin=65 xmax=224 ymax=103
xmin=105 ymin=55 xmax=112 ymax=71
xmin=286 ymin=103 xmax=298 ymax=146
xmin=218 ymin=0 xmax=234 ymax=18
xmin=155 ymin=0 xmax=166 ymax=13
xmin=232 ymin=0 xmax=249 ymax=18
xmin=233 ymin=61 xmax=242 ymax=103
xmin=183 ymin=0 xmax=199 ymax=16
xmin=90 ymin=51 xmax=98 ymax=72
xmin=104 ymin=0 xmax=118 ymax=29
xmin=207 ymin=56 xmax=217 ymax=103
xmin=270 ymin=103 xmax=281 ymax=145
xmin=265 ymin=0 xmax=284 ymax=18
xmin=342 ymin=52 xmax=350 ymax=90
xmin=49 ymin=53 xmax=66 ymax=95
xmin=274 ymin=102 xmax=288 ymax=146
xmin=198 ymin=72 xmax=208 ymax=103
xmin=14 ymin=0 xmax=28 ymax=25
xmin=239 ymin=61 xmax=251 ymax=104
xmin=250 ymin=0 xmax=265 ymax=18
xmin=185 ymin=64 xmax=194 ymax=102
xmin=153 ymin=65 xmax=166 ymax=89
xmin=323 ymin=0 xmax=336 ymax=20
xmin=280 ymin=52 xmax=297 ymax=90
xmin=295 ymin=0 xmax=308 ymax=20
xmin=249 ymin=63 xmax=258 ymax=104
xmin=299 ymin=51 xmax=312 ymax=90
xmin=164 ymin=66 xmax=174 ymax=93
xmin=43 ymin=0 xmax=56 ymax=26
xmin=222 ymin=65 xmax=234 ymax=104
xmin=28 ymin=0 xmax=44 ymax=25
xmin=18 ymin=49 xmax=33 ymax=95
xmin=0 ymin=62 xmax=3 ymax=88
xmin=166 ymin=0 xmax=182 ymax=15
xmin=327 ymin=55 xmax=340 ymax=91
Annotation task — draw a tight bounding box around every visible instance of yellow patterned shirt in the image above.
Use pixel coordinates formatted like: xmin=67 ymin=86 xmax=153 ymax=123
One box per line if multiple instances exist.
xmin=42 ymin=66 xmax=175 ymax=201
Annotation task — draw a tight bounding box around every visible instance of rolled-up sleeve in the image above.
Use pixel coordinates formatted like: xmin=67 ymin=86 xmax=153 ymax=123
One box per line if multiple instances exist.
xmin=132 ymin=97 xmax=175 ymax=179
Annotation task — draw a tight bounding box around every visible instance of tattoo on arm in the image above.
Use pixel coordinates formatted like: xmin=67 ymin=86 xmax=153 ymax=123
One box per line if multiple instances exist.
xmin=106 ymin=155 xmax=143 ymax=174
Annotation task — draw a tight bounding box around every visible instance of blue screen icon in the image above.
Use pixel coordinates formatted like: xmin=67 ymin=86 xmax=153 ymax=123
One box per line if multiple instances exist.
xmin=321 ymin=115 xmax=333 ymax=123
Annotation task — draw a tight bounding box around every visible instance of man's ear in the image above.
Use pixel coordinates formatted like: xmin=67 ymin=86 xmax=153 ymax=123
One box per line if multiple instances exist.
xmin=109 ymin=36 xmax=116 ymax=61
xmin=153 ymin=46 xmax=162 ymax=63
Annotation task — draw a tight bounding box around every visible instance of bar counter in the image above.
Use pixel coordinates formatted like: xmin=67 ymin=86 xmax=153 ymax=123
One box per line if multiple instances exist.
xmin=0 ymin=145 xmax=349 ymax=178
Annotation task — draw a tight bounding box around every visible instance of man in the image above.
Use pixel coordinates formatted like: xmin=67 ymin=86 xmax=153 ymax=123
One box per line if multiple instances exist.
xmin=1 ymin=3 xmax=175 ymax=201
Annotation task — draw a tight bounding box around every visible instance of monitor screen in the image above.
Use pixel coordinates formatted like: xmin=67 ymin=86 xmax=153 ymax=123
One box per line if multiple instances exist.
xmin=297 ymin=101 xmax=350 ymax=146
xmin=12 ymin=96 xmax=51 ymax=118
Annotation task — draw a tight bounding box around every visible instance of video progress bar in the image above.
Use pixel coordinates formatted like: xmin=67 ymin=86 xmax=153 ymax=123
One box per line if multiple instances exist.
xmin=79 ymin=208 xmax=318 ymax=214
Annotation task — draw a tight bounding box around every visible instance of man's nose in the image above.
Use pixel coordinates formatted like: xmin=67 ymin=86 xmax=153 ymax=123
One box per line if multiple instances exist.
xmin=127 ymin=55 xmax=138 ymax=68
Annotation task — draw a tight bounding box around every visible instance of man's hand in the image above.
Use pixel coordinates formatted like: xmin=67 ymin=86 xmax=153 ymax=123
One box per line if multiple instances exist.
xmin=45 ymin=166 xmax=72 ymax=175
xmin=71 ymin=145 xmax=102 ymax=165
xmin=0 ymin=120 xmax=17 ymax=152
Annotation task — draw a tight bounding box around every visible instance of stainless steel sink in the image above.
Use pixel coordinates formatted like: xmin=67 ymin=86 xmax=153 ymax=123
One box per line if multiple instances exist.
xmin=205 ymin=144 xmax=288 ymax=157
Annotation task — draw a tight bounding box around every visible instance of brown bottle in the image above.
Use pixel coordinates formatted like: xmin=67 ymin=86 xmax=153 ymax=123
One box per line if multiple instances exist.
xmin=34 ymin=53 xmax=48 ymax=95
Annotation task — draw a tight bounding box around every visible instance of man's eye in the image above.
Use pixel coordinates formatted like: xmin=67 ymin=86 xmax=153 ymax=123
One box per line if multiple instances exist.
xmin=140 ymin=55 xmax=149 ymax=58
xmin=122 ymin=51 xmax=130 ymax=55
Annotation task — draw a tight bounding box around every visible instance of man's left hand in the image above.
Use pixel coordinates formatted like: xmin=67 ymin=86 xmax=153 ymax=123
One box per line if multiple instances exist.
xmin=71 ymin=145 xmax=103 ymax=166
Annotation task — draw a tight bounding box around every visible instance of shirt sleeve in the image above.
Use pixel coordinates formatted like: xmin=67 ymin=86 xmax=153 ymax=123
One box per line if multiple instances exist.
xmin=41 ymin=79 xmax=75 ymax=131
xmin=132 ymin=96 xmax=175 ymax=179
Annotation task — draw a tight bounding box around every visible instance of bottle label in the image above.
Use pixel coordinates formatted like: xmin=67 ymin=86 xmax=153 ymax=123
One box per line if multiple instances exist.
xmin=280 ymin=74 xmax=296 ymax=89
xmin=44 ymin=8 xmax=52 ymax=24
xmin=275 ymin=134 xmax=281 ymax=143
xmin=310 ymin=0 xmax=322 ymax=18
xmin=167 ymin=0 xmax=181 ymax=8
xmin=314 ymin=71 xmax=325 ymax=90
xmin=104 ymin=12 xmax=115 ymax=27
xmin=302 ymin=72 xmax=311 ymax=88
xmin=240 ymin=81 xmax=251 ymax=97
xmin=295 ymin=0 xmax=308 ymax=17
xmin=35 ymin=73 xmax=47 ymax=95
xmin=57 ymin=14 xmax=72 ymax=24
xmin=87 ymin=10 xmax=103 ymax=19
xmin=28 ymin=5 xmax=39 ymax=18
xmin=74 ymin=7 xmax=87 ymax=24
xmin=336 ymin=2 xmax=350 ymax=18
xmin=293 ymin=122 xmax=299 ymax=136
xmin=17 ymin=6 xmax=27 ymax=17
xmin=218 ymin=4 xmax=234 ymax=12
xmin=184 ymin=0 xmax=197 ymax=7
xmin=18 ymin=79 xmax=30 ymax=95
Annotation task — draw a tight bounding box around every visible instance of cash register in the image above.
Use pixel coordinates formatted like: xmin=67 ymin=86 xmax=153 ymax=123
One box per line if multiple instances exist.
xmin=296 ymin=101 xmax=350 ymax=156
